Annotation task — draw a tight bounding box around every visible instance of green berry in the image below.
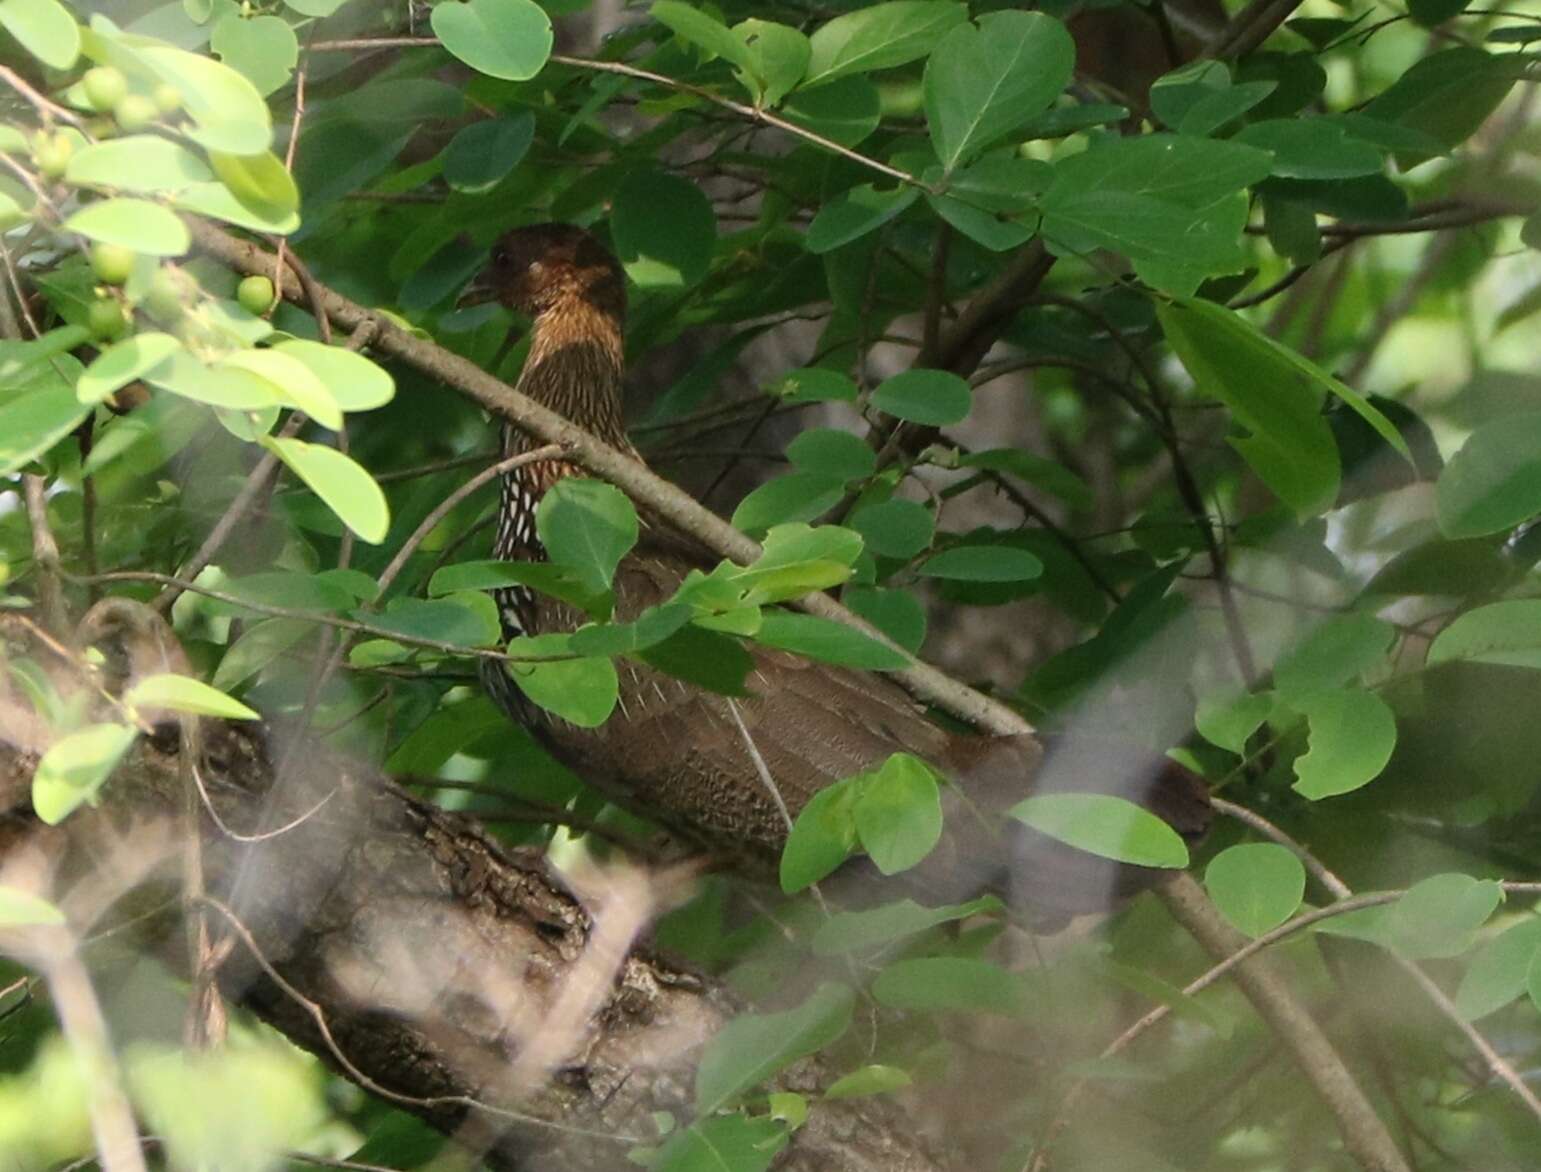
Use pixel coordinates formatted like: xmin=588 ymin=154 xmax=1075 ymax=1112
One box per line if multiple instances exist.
xmin=87 ymin=297 xmax=128 ymax=340
xmin=113 ymin=94 xmax=158 ymax=133
xmin=82 ymin=66 xmax=127 ymax=114
xmin=152 ymin=84 xmax=182 ymax=115
xmin=32 ymin=132 xmax=72 ymax=179
xmin=144 ymin=268 xmax=185 ymax=323
xmin=237 ymin=274 xmax=276 ymax=316
xmin=90 ymin=242 xmax=136 ymax=285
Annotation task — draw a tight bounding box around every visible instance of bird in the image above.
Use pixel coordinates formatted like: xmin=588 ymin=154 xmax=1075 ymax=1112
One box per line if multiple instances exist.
xmin=459 ymin=222 xmax=1210 ymax=924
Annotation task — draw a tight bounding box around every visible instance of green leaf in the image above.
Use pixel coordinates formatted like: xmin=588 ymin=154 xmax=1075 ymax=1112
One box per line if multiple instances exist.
xmin=1009 ymin=793 xmax=1189 ymax=868
xmin=173 ymin=180 xmax=299 ymax=234
xmin=124 ymin=673 xmax=259 ymax=720
xmin=1386 ymin=874 xmax=1503 ymax=959
xmin=917 ymin=545 xmax=1041 ymax=582
xmin=825 ymin=1064 xmax=912 ymax=1099
xmin=804 ymin=1 xmax=965 ymax=88
xmin=752 ymin=611 xmax=909 ymax=670
xmin=869 ymin=368 xmax=971 ymax=426
xmin=66 ymin=136 xmax=214 ymax=193
xmin=212 ymin=618 xmax=310 ymax=691
xmin=207 ymin=150 xmax=301 ymax=224
xmin=1427 ymin=599 xmax=1541 ymax=669
xmin=636 ymin=625 xmax=753 ymax=696
xmin=430 ymin=0 xmax=553 ymax=81
xmin=221 ymin=348 xmax=340 ymax=429
xmin=265 ymin=436 xmax=390 ymax=544
xmin=1204 ymin=844 xmax=1306 ymax=937
xmin=1048 ymin=134 xmax=1273 ymax=212
xmin=1195 ymin=689 xmax=1271 ymax=754
xmin=64 ymin=198 xmax=190 ymax=257
xmin=871 ymin=956 xmax=1026 ymax=1014
xmin=1235 ymin=119 xmax=1384 ymax=180
xmin=922 ymin=10 xmax=1073 ymax=171
xmin=781 ymin=76 xmax=881 ymax=147
xmin=0 ymin=0 xmax=78 ymax=70
xmin=1290 ymin=688 xmax=1397 ymax=799
xmin=848 ymin=499 xmax=933 ymax=559
xmin=0 ymin=885 xmax=65 ymax=927
xmin=568 ymin=605 xmax=692 ymax=656
xmin=786 ymin=427 xmax=876 ymax=481
xmin=770 ymin=367 xmax=859 ymax=404
xmin=853 ymin=753 xmax=943 ymax=874
xmin=146 ymin=351 xmax=277 ymax=411
xmin=843 ymin=586 xmax=926 ymax=653
xmin=1456 ymin=917 xmax=1541 ymax=1020
xmin=210 ymin=12 xmax=297 ymax=96
xmin=957 ymin=448 xmax=1092 ymax=508
xmin=805 ymin=184 xmax=917 ymax=254
xmin=651 ymin=1 xmax=751 ymax=70
xmin=1273 ymin=613 xmax=1396 ymax=702
xmin=925 ymin=193 xmax=1033 ymax=252
xmin=811 ymin=895 xmax=1001 ymax=955
xmin=76 ymin=333 xmax=180 ymax=405
xmin=780 ymin=778 xmax=860 ymax=892
xmin=611 ymin=170 xmax=715 ymax=288
xmin=367 ymin=595 xmax=501 ymax=650
xmin=731 ymin=472 xmax=846 ymax=532
xmin=0 ymin=381 xmax=90 ymax=477
xmin=32 ymin=723 xmax=138 ymax=825
xmin=536 ymin=478 xmax=638 ymax=597
xmin=732 ymin=19 xmax=808 ymax=108
xmin=140 ymin=42 xmax=273 ymax=154
xmin=272 ymin=340 xmax=394 ymax=412
xmin=442 ymin=114 xmax=534 ymax=194
xmin=503 ymin=635 xmax=618 ymax=727
xmin=694 ymin=982 xmax=854 ymax=1112
xmin=1363 ymin=48 xmax=1517 ymax=163
xmin=1437 ymin=412 xmax=1541 ymax=538
xmin=651 ymin=1117 xmax=788 ymax=1172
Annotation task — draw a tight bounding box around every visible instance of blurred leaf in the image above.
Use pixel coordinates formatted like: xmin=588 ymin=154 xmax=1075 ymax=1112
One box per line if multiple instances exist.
xmin=1456 ymin=917 xmax=1541 ymax=1020
xmin=1386 ymin=874 xmax=1503 ymax=959
xmin=811 ymin=894 xmax=1000 ymax=955
xmin=67 ymin=136 xmax=213 ymax=192
xmin=853 ymin=753 xmax=942 ymax=874
xmin=651 ymin=1116 xmax=788 ymax=1172
xmin=32 ymin=723 xmax=138 ymax=825
xmin=1273 ymin=613 xmax=1395 ymax=702
xmin=872 ymin=956 xmax=1026 ymax=1014
xmin=1428 ymin=600 xmax=1541 ymax=669
xmin=1205 ymin=844 xmax=1306 ymax=937
xmin=0 ymin=0 xmax=77 ymax=69
xmin=76 ymin=333 xmax=180 ymax=404
xmin=64 ymin=198 xmax=190 ymax=256
xmin=210 ymin=12 xmax=296 ymax=95
xmin=125 ymin=673 xmax=259 ymax=720
xmin=694 ymin=982 xmax=854 ymax=1111
xmin=825 ymin=1064 xmax=912 ymax=1098
xmin=443 ymin=114 xmax=534 ymax=194
xmin=0 ymin=885 xmax=65 ymax=927
xmin=1009 ymin=793 xmax=1189 ymax=867
xmin=843 ymin=585 xmax=926 ymax=652
xmin=787 ymin=427 xmax=877 ymax=481
xmin=0 ymin=381 xmax=90 ymax=477
xmin=917 ymin=544 xmax=1041 ymax=582
xmin=1437 ymin=412 xmax=1541 ymax=538
xmin=273 ymin=340 xmax=394 ymax=412
xmin=138 ymin=41 xmax=273 ymax=154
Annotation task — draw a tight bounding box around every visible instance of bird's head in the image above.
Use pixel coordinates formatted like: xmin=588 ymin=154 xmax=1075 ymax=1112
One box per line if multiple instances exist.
xmin=459 ymin=222 xmax=626 ymax=323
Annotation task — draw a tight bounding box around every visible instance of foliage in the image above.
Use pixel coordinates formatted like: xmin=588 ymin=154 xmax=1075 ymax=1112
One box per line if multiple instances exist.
xmin=0 ymin=0 xmax=1537 ymax=1170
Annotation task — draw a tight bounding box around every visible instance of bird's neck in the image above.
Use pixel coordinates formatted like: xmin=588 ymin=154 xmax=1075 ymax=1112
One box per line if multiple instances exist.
xmin=496 ymin=296 xmax=631 ymax=562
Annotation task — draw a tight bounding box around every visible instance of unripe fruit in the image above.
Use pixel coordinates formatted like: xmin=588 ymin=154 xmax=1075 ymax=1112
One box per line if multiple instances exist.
xmin=144 ymin=268 xmax=185 ymax=323
xmin=152 ymin=84 xmax=182 ymax=114
xmin=90 ymin=242 xmax=135 ymax=285
xmin=113 ymin=94 xmax=157 ymax=133
xmin=32 ymin=132 xmax=72 ymax=179
xmin=87 ymin=297 xmax=128 ymax=340
xmin=82 ymin=66 xmax=127 ymax=113
xmin=237 ymin=274 xmax=276 ymax=315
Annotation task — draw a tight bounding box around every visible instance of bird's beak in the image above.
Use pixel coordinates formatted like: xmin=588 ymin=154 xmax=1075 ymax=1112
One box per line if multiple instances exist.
xmin=456 ymin=269 xmax=498 ymax=309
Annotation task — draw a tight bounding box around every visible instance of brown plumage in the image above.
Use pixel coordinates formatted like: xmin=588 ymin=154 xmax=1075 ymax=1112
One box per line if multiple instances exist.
xmin=466 ymin=223 xmax=1210 ymax=923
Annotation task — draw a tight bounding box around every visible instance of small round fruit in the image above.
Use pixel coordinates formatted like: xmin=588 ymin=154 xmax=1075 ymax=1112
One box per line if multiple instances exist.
xmin=87 ymin=297 xmax=128 ymax=340
xmin=113 ymin=94 xmax=158 ymax=133
xmin=90 ymin=242 xmax=136 ymax=285
xmin=152 ymin=83 xmax=182 ymax=114
xmin=144 ymin=268 xmax=185 ymax=323
xmin=237 ymin=274 xmax=276 ymax=315
xmin=32 ymin=132 xmax=72 ymax=179
xmin=82 ymin=66 xmax=128 ymax=113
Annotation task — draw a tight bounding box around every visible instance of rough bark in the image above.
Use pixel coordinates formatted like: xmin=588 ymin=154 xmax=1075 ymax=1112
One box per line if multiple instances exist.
xmin=0 ymin=724 xmax=946 ymax=1172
